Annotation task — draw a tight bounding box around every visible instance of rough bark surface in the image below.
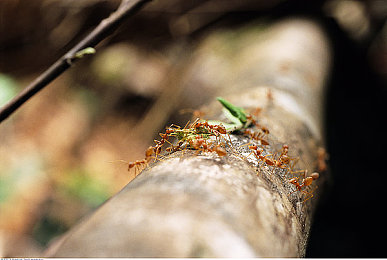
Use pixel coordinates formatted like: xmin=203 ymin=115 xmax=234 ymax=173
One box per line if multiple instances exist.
xmin=45 ymin=18 xmax=331 ymax=257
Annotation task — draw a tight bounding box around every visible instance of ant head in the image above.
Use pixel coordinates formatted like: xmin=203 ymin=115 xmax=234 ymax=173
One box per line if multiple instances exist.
xmin=128 ymin=162 xmax=135 ymax=168
xmin=248 ymin=145 xmax=257 ymax=150
xmin=165 ymin=128 xmax=174 ymax=134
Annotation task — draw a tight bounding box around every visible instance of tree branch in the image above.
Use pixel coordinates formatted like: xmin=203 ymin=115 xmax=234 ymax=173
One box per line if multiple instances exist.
xmin=0 ymin=0 xmax=151 ymax=123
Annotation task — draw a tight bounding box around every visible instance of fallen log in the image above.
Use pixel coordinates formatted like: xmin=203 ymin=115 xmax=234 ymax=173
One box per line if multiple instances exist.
xmin=45 ymin=17 xmax=331 ymax=257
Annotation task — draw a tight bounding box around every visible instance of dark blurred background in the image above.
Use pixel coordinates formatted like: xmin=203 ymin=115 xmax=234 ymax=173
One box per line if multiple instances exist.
xmin=0 ymin=0 xmax=386 ymax=257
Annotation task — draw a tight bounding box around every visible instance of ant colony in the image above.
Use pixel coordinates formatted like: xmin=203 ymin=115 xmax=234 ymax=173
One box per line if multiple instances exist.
xmin=126 ymin=97 xmax=326 ymax=204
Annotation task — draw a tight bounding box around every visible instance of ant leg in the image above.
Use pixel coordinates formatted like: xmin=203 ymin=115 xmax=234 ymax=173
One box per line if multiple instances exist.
xmin=302 ymin=184 xmax=318 ymax=203
xmin=262 ymin=154 xmax=276 ymax=166
xmin=147 ymin=155 xmax=163 ymax=163
xmin=168 ymin=123 xmax=182 ymax=130
xmin=301 ymin=190 xmax=314 ymax=203
xmin=219 ymin=133 xmax=239 ymax=156
xmin=153 ymin=146 xmax=162 ymax=161
xmin=109 ymin=159 xmax=130 ymax=166
xmin=224 ymin=133 xmax=235 ymax=149
xmin=290 ymin=157 xmax=300 ymax=171
xmin=158 ymin=134 xmax=174 ymax=148
xmin=240 ymin=142 xmax=254 ymax=148
xmin=177 ymin=140 xmax=190 ymax=159
xmin=238 ymin=142 xmax=257 ymax=160
xmin=246 ymin=150 xmax=256 ymax=160
xmin=133 ymin=164 xmax=139 ymax=177
xmin=288 ymin=169 xmax=306 ymax=178
xmin=164 ymin=139 xmax=175 ymax=148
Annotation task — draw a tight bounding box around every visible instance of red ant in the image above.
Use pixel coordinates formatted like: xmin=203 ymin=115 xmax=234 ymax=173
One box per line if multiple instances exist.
xmin=246 ymin=114 xmax=270 ymax=135
xmin=193 ymin=120 xmax=235 ymax=149
xmin=193 ymin=120 xmax=227 ymax=135
xmin=188 ymin=137 xmax=227 ymax=157
xmin=317 ymin=147 xmax=328 ymax=172
xmin=126 ymin=146 xmax=157 ymax=176
xmin=188 ymin=137 xmax=207 ymax=152
xmin=288 ymin=171 xmax=319 ymax=203
xmin=247 ymin=145 xmax=276 ymax=167
xmin=246 ymin=144 xmax=301 ymax=178
xmin=243 ymin=129 xmax=269 ymax=146
xmin=152 ymin=127 xmax=178 ymax=158
xmin=275 ymin=144 xmax=299 ymax=170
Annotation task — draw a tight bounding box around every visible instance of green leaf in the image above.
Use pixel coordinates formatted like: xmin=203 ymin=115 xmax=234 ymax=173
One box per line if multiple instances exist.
xmin=74 ymin=47 xmax=96 ymax=59
xmin=216 ymin=97 xmax=247 ymax=125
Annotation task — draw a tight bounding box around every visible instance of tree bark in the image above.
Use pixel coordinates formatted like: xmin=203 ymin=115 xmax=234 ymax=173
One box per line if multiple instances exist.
xmin=45 ymin=18 xmax=331 ymax=257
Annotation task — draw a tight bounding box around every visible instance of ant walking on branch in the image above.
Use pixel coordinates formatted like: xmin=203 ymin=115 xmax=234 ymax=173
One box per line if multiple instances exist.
xmin=288 ymin=171 xmax=319 ymax=203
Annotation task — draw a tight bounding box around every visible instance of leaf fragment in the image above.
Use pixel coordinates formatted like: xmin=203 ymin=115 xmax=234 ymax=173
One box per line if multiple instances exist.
xmin=216 ymin=97 xmax=247 ymax=125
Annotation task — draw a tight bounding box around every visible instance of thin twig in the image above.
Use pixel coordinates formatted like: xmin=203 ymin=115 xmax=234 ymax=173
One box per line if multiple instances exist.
xmin=0 ymin=0 xmax=152 ymax=123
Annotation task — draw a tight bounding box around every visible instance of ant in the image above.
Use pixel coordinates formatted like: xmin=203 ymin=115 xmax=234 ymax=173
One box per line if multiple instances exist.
xmin=193 ymin=120 xmax=227 ymax=136
xmin=187 ymin=137 xmax=208 ymax=153
xmin=275 ymin=144 xmax=299 ymax=171
xmin=247 ymin=145 xmax=276 ymax=167
xmin=126 ymin=145 xmax=157 ymax=176
xmin=246 ymin=114 xmax=270 ymax=135
xmin=243 ymin=129 xmax=269 ymax=146
xmin=317 ymin=147 xmax=328 ymax=172
xmin=192 ymin=120 xmax=235 ymax=149
xmin=288 ymin=171 xmax=319 ymax=203
xmin=151 ymin=126 xmax=180 ymax=158
xmin=188 ymin=137 xmax=227 ymax=157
